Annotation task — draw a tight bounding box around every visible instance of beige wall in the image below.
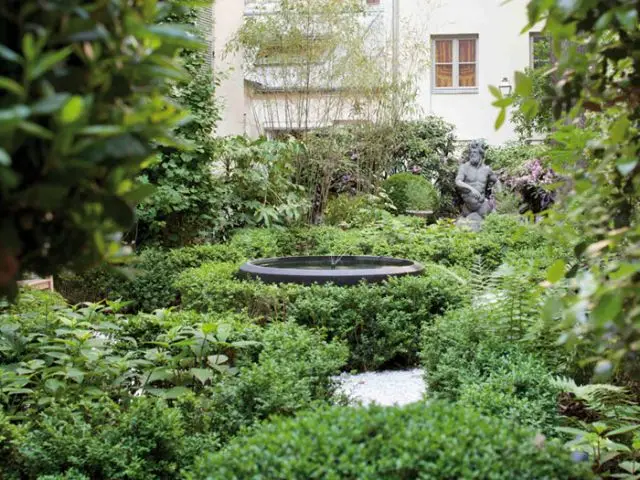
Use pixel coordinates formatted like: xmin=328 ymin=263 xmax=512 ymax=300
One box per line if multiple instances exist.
xmin=213 ymin=0 xmax=533 ymax=145
xmin=213 ymin=0 xmax=254 ymax=137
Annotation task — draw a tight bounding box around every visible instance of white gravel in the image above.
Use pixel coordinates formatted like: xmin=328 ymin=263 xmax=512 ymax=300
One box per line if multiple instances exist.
xmin=334 ymin=369 xmax=426 ymax=407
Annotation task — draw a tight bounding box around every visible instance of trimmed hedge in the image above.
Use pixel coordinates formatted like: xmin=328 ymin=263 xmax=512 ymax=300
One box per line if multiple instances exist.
xmin=177 ymin=263 xmax=468 ymax=370
xmin=56 ymin=244 xmax=244 ymax=311
xmin=190 ymin=401 xmax=590 ymax=480
xmin=383 ymin=172 xmax=440 ymax=214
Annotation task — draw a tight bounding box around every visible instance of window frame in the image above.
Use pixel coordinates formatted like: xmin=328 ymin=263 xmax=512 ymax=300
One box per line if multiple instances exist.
xmin=529 ymin=32 xmax=551 ymax=69
xmin=431 ymin=34 xmax=479 ymax=95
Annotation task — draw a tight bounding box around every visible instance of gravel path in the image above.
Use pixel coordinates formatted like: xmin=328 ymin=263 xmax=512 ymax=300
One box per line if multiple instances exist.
xmin=334 ymin=369 xmax=426 ymax=407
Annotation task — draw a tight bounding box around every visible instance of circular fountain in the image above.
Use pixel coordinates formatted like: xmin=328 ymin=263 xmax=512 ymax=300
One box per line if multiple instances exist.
xmin=238 ymin=255 xmax=424 ymax=286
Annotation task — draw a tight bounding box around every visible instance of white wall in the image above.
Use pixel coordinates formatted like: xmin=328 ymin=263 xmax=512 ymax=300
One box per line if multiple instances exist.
xmin=403 ymin=0 xmax=530 ymax=143
xmin=214 ymin=0 xmax=532 ymax=145
xmin=213 ymin=0 xmax=255 ymax=137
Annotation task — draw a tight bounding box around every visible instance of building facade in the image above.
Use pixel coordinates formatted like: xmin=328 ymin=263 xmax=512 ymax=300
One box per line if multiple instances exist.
xmin=213 ymin=0 xmax=537 ymax=144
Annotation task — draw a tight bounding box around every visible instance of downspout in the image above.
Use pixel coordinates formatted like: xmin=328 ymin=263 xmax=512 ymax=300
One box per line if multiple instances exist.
xmin=392 ymin=0 xmax=400 ymax=122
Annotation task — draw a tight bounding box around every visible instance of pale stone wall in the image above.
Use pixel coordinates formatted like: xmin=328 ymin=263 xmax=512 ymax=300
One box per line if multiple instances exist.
xmin=212 ymin=0 xmax=533 ymax=145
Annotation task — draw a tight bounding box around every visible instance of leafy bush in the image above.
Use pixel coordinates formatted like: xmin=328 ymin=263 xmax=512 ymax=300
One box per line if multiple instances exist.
xmin=134 ymin=5 xmax=221 ymax=247
xmin=289 ymin=269 xmax=468 ymax=370
xmin=324 ymin=194 xmax=392 ymax=227
xmin=457 ymin=352 xmax=561 ymax=434
xmin=0 ymin=0 xmax=194 ymax=297
xmin=205 ymin=322 xmax=348 ymax=440
xmin=56 ymin=244 xmax=244 ymax=311
xmin=421 ymin=301 xmax=574 ymax=402
xmin=2 ymin=397 xmax=220 ymax=480
xmin=389 ymin=118 xmax=458 ymax=215
xmin=383 ymin=173 xmax=440 ymax=214
xmin=191 ymin=401 xmax=589 ymax=480
xmin=485 ymin=142 xmax=549 ymax=175
xmin=176 ymin=262 xmax=303 ymax=318
xmin=178 ymin=261 xmax=467 ymax=370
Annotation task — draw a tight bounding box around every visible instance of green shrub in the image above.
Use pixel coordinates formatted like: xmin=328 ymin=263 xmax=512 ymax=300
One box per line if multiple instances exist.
xmin=56 ymin=244 xmax=245 ymax=311
xmin=383 ymin=173 xmax=440 ymax=214
xmin=176 ymin=262 xmax=303 ymax=318
xmin=289 ymin=268 xmax=468 ymax=370
xmin=324 ymin=194 xmax=392 ymax=227
xmin=420 ymin=296 xmax=575 ymax=397
xmin=191 ymin=401 xmax=590 ymax=480
xmin=205 ymin=322 xmax=348 ymax=440
xmin=178 ymin=261 xmax=467 ymax=370
xmin=457 ymin=351 xmax=561 ymax=433
xmin=485 ymin=142 xmax=549 ymax=174
xmin=0 ymin=0 xmax=193 ymax=298
xmin=10 ymin=397 xmax=216 ymax=479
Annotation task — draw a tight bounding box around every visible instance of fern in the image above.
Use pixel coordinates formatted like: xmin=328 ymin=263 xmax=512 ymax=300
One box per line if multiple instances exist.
xmin=551 ymin=376 xmax=629 ymax=413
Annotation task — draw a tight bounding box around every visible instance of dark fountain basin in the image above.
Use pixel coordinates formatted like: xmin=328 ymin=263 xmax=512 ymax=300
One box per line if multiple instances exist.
xmin=238 ymin=256 xmax=424 ymax=286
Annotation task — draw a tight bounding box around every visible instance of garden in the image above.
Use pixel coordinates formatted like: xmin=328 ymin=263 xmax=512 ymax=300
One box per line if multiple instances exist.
xmin=1 ymin=1 xmax=639 ymax=479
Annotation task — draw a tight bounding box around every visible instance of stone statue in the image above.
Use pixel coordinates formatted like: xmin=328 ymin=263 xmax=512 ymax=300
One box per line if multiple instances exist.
xmin=455 ymin=140 xmax=497 ymax=222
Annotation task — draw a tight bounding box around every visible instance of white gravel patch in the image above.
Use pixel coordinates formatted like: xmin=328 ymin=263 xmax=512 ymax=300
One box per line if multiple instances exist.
xmin=334 ymin=369 xmax=426 ymax=407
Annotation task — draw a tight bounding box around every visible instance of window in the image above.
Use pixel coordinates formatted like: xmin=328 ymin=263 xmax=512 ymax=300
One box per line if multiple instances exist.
xmin=529 ymin=33 xmax=551 ymax=69
xmin=432 ymin=35 xmax=478 ymax=93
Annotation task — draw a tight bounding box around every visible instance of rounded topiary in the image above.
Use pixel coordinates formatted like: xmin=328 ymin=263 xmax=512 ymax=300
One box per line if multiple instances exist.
xmin=192 ymin=401 xmax=589 ymax=480
xmin=383 ymin=173 xmax=440 ymax=214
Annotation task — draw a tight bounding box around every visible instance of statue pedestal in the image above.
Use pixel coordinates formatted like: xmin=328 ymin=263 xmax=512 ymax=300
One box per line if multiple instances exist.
xmin=455 ymin=213 xmax=484 ymax=232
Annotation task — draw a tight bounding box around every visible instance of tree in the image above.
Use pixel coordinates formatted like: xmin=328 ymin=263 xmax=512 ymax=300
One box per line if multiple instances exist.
xmin=0 ymin=0 xmax=203 ymax=297
xmin=493 ymin=0 xmax=639 ymax=379
xmin=229 ymin=0 xmax=430 ymax=133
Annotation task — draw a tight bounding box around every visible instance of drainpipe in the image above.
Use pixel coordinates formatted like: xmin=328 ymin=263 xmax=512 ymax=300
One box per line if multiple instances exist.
xmin=392 ymin=0 xmax=400 ymax=121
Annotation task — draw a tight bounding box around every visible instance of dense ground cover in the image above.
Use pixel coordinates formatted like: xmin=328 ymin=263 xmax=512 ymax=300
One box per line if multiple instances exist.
xmin=2 ymin=213 xmax=604 ymax=478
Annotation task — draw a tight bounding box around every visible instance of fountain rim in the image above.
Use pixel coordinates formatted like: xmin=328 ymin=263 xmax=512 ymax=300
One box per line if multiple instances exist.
xmin=237 ymin=255 xmax=424 ymax=286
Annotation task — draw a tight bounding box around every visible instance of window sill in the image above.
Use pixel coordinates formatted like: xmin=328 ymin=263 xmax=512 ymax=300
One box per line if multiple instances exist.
xmin=432 ymin=88 xmax=479 ymax=95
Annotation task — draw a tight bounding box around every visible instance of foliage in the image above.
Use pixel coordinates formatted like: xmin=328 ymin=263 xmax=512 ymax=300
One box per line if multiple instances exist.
xmin=485 ymin=142 xmax=549 ymax=175
xmin=56 ymin=244 xmax=245 ymax=311
xmin=0 ymin=291 xmax=347 ymax=477
xmin=178 ymin=261 xmax=467 ymax=370
xmin=552 ymin=377 xmax=640 ymax=478
xmin=1 ymin=397 xmax=215 ymax=479
xmin=216 ymin=136 xmax=310 ymax=229
xmin=323 ymin=193 xmax=392 ymax=227
xmin=190 ymin=401 xmax=590 ymax=480
xmin=288 ymin=269 xmax=467 ymax=370
xmin=134 ymin=3 xmax=222 ymax=247
xmin=382 ymin=172 xmax=440 ymax=214
xmin=457 ymin=352 xmax=561 ymax=434
xmin=420 ymin=283 xmax=577 ymax=402
xmin=0 ymin=0 xmax=196 ymax=298
xmin=205 ymin=322 xmax=348 ymax=441
xmin=493 ymin=0 xmax=640 ymax=380
xmin=0 ymin=303 xmax=259 ymax=413
xmin=389 ymin=118 xmax=458 ymax=215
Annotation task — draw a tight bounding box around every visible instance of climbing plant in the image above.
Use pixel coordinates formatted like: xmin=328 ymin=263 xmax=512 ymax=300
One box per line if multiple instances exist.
xmin=134 ymin=1 xmax=222 ymax=247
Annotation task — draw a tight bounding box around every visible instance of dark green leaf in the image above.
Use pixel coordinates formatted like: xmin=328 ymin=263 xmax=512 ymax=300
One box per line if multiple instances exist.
xmin=146 ymin=24 xmax=204 ymax=50
xmin=592 ymin=292 xmax=622 ymax=326
xmin=19 ymin=121 xmax=54 ymax=140
xmin=0 ymin=77 xmax=25 ymax=96
xmin=29 ymin=47 xmax=73 ymax=80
